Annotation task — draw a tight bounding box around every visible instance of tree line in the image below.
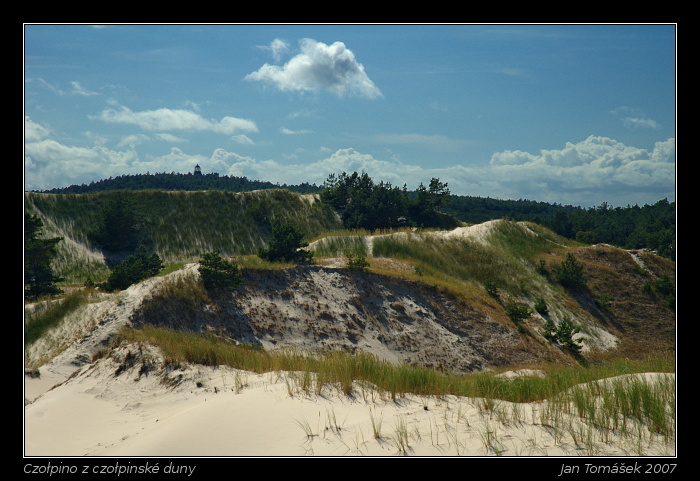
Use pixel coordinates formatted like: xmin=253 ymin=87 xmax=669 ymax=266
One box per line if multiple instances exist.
xmin=31 ymin=171 xmax=675 ymax=260
xmin=320 ymin=172 xmax=458 ymax=230
xmin=38 ymin=172 xmax=320 ymax=195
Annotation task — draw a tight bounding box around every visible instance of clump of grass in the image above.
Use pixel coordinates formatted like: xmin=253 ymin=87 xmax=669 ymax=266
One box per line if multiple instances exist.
xmin=563 ymin=373 xmax=675 ymax=441
xmin=310 ymin=235 xmax=367 ymax=258
xmin=25 ymin=290 xmax=92 ymax=346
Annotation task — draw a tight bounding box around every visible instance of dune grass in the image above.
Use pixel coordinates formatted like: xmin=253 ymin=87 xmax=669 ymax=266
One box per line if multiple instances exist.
xmin=120 ymin=324 xmax=673 ymax=401
xmin=118 ymin=324 xmax=675 ymax=446
xmin=24 ymin=189 xmax=342 ymax=284
xmin=25 ymin=290 xmax=93 ymax=346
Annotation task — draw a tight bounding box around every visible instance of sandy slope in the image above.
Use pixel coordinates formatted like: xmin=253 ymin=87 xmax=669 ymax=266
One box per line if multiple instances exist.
xmin=25 ymin=345 xmax=675 ymax=457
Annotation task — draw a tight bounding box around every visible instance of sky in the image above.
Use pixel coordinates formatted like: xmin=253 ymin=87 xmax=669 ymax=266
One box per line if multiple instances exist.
xmin=24 ymin=24 xmax=676 ymax=207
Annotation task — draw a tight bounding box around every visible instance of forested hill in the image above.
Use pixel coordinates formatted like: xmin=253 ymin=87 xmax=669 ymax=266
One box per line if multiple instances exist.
xmin=39 ymin=172 xmax=321 ymax=195
xmin=34 ymin=171 xmax=675 ymax=259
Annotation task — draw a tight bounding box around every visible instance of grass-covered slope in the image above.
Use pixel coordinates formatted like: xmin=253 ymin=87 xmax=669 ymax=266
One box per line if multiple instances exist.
xmin=121 ymin=219 xmax=674 ymax=372
xmin=24 ymin=189 xmax=342 ymax=284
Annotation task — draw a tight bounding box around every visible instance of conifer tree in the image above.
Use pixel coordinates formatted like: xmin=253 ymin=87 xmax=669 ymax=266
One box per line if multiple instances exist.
xmin=25 ymin=214 xmax=64 ymax=298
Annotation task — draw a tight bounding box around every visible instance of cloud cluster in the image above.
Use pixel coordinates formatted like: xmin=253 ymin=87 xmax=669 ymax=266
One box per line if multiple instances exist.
xmin=245 ymin=39 xmax=383 ymax=99
xmin=24 ymin=113 xmax=674 ymax=207
xmin=487 ymin=136 xmax=675 ymax=197
xmin=203 ymin=137 xmax=675 ymax=207
xmin=24 ymin=116 xmax=141 ymax=189
xmin=95 ymin=106 xmax=258 ymax=136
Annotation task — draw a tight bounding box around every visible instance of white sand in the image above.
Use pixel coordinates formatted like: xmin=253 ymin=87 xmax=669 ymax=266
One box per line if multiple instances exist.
xmin=24 ymin=350 xmax=675 ymax=457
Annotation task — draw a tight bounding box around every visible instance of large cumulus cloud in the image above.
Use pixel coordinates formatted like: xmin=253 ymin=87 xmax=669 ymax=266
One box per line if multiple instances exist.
xmin=245 ymin=39 xmax=383 ymax=99
xmin=487 ymin=135 xmax=675 ymax=203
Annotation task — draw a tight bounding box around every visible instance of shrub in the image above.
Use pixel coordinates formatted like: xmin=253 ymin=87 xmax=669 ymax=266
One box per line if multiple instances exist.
xmin=594 ymin=295 xmax=612 ymax=310
xmin=534 ymin=297 xmax=549 ymax=316
xmin=642 ymin=274 xmax=675 ymax=310
xmin=199 ymin=252 xmax=244 ymax=291
xmin=554 ymin=317 xmax=582 ymax=355
xmin=542 ymin=316 xmax=582 ymax=355
xmin=346 ymin=253 xmax=370 ymax=271
xmin=554 ymin=253 xmax=587 ymax=291
xmin=484 ymin=280 xmax=500 ymax=299
xmin=505 ymin=303 xmax=531 ymax=324
xmin=102 ymin=246 xmax=163 ymax=291
xmin=258 ymin=222 xmax=313 ymax=264
xmin=542 ymin=317 xmax=556 ymax=342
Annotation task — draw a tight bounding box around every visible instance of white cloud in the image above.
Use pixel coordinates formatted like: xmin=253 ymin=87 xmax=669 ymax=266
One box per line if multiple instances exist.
xmin=280 ymin=127 xmax=313 ymax=135
xmin=70 ymin=81 xmax=98 ymax=96
xmin=611 ymin=106 xmax=662 ymax=130
xmin=485 ymin=135 xmax=675 ymax=204
xmin=24 ymin=114 xmax=674 ymax=206
xmin=372 ymin=133 xmax=471 ymax=153
xmin=117 ymin=134 xmax=150 ymax=148
xmin=154 ymin=133 xmax=188 ymax=143
xmin=95 ymin=106 xmax=258 ymax=136
xmin=24 ymin=116 xmax=51 ymax=143
xmin=269 ymin=38 xmax=291 ymax=62
xmin=245 ymin=38 xmax=382 ymax=99
xmin=233 ymin=137 xmax=674 ymax=206
xmin=622 ymin=117 xmax=661 ymax=130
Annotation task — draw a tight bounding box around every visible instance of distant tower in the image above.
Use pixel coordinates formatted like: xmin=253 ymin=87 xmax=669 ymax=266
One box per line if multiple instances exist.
xmin=194 ymin=164 xmax=202 ymax=176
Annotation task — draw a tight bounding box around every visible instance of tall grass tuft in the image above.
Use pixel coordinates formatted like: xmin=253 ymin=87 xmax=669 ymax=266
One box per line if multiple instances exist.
xmin=25 ymin=290 xmax=92 ymax=346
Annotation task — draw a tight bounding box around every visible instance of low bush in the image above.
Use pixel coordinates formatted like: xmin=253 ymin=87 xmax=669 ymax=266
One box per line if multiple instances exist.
xmin=554 ymin=253 xmax=587 ymax=291
xmin=199 ymin=252 xmax=244 ymax=291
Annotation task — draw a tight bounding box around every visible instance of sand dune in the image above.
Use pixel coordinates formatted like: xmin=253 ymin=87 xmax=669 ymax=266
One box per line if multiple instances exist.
xmin=25 ymin=345 xmax=675 ymax=457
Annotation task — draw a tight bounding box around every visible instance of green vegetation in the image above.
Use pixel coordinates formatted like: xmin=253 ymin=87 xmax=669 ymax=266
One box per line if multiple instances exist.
xmin=543 ymin=317 xmax=583 ymax=355
xmin=554 ymin=253 xmax=588 ymax=291
xmin=38 ymin=171 xmax=320 ymax=195
xmin=258 ymin=221 xmax=313 ymax=264
xmin=198 ymin=252 xmax=244 ymax=291
xmin=320 ymin=171 xmax=458 ymax=230
xmin=35 ymin=171 xmax=675 ymax=257
xmin=120 ymin=324 xmax=673 ymax=405
xmin=89 ymin=191 xmax=142 ymax=251
xmin=100 ymin=246 xmax=164 ymax=292
xmin=25 ymin=290 xmax=90 ymax=345
xmin=368 ymin=221 xmax=561 ymax=298
xmin=505 ymin=303 xmax=532 ymax=324
xmin=24 ymin=214 xmax=64 ymax=299
xmin=445 ymin=197 xmax=675 ymax=260
xmin=643 ymin=274 xmax=675 ymax=310
xmin=346 ymin=253 xmax=370 ymax=271
xmin=30 ymin=172 xmax=675 ymax=259
xmin=24 ymin=189 xmax=341 ymax=284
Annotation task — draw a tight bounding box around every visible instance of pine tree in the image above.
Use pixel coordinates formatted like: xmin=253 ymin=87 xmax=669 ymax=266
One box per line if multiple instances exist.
xmin=25 ymin=214 xmax=64 ymax=298
xmin=258 ymin=222 xmax=313 ymax=264
xmin=555 ymin=253 xmax=588 ymax=291
xmin=198 ymin=252 xmax=244 ymax=290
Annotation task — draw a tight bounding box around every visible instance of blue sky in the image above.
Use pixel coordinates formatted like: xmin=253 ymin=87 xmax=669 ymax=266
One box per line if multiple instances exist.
xmin=24 ymin=24 xmax=676 ymax=207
